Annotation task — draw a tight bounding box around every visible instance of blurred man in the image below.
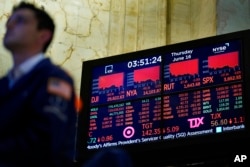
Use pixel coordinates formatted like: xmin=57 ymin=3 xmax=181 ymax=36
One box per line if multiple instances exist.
xmin=0 ymin=2 xmax=77 ymax=167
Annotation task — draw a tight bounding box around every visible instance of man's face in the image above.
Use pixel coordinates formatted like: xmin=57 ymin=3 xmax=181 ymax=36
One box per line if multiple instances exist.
xmin=3 ymin=9 xmax=40 ymax=52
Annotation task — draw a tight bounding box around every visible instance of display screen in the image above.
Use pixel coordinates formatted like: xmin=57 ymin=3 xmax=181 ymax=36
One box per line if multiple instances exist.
xmin=86 ymin=39 xmax=244 ymax=150
xmin=76 ymin=30 xmax=250 ymax=166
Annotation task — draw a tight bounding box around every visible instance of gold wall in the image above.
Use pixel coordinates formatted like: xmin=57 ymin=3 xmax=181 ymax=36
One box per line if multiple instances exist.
xmin=0 ymin=0 xmax=249 ymax=95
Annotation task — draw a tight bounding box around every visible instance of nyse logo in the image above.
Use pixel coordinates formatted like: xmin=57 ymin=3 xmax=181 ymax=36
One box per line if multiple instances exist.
xmin=212 ymin=45 xmax=227 ymax=54
xmin=234 ymin=155 xmax=247 ymax=163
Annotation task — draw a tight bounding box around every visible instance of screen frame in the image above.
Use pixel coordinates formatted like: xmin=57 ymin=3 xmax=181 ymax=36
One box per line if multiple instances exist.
xmin=76 ymin=29 xmax=250 ymax=166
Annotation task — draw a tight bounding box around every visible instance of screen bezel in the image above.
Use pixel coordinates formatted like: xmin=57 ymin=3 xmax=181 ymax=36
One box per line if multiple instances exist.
xmin=76 ymin=30 xmax=250 ymax=166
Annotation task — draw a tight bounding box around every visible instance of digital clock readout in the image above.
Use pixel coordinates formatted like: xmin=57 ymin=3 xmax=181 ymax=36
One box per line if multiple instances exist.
xmin=127 ymin=56 xmax=162 ymax=68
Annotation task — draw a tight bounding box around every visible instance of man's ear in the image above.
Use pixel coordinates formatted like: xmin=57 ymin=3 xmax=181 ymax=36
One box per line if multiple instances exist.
xmin=39 ymin=29 xmax=52 ymax=44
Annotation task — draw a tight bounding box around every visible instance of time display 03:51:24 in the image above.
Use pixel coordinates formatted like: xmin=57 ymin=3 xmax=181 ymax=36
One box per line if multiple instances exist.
xmin=127 ymin=55 xmax=162 ymax=68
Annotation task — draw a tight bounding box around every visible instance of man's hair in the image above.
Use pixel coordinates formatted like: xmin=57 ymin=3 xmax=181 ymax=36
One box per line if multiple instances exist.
xmin=12 ymin=1 xmax=55 ymax=52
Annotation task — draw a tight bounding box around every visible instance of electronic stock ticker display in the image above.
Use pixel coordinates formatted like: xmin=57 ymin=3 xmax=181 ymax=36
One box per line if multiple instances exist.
xmin=84 ymin=38 xmax=246 ymax=151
